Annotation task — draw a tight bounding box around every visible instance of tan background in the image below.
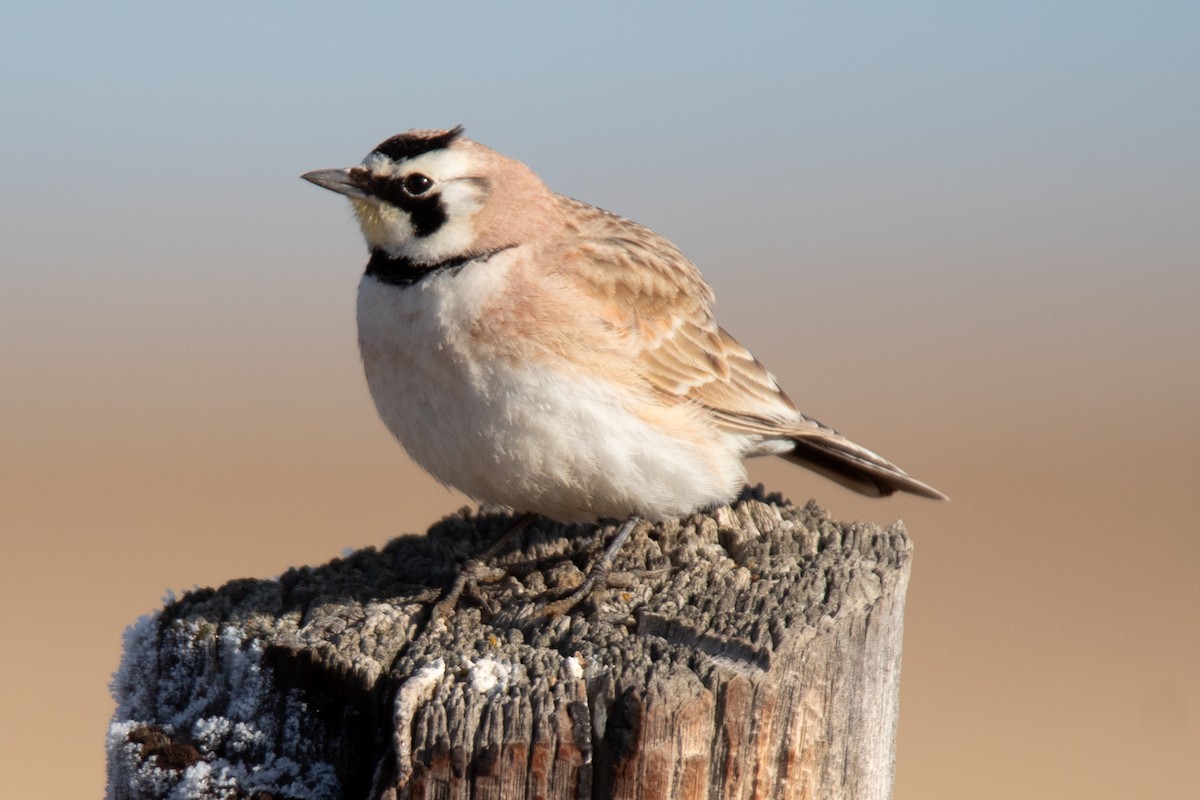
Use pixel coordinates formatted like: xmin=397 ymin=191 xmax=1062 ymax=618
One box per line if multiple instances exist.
xmin=2 ymin=4 xmax=1197 ymax=798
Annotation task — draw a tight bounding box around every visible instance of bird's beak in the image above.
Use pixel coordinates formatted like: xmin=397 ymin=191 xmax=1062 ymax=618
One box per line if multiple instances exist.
xmin=301 ymin=168 xmax=368 ymax=199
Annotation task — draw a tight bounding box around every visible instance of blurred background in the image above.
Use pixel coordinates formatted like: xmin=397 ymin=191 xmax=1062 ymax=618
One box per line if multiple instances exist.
xmin=2 ymin=2 xmax=1197 ymax=797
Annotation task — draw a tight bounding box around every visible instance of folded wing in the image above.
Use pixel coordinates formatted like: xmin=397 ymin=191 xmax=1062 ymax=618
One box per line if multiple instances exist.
xmin=553 ymin=195 xmax=946 ymax=500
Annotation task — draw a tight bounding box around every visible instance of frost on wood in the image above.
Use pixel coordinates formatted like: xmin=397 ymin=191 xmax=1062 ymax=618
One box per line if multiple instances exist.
xmin=107 ymin=488 xmax=913 ymax=800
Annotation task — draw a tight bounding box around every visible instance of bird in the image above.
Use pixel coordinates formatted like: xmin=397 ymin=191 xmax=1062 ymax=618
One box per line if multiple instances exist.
xmin=302 ymin=126 xmax=944 ymax=605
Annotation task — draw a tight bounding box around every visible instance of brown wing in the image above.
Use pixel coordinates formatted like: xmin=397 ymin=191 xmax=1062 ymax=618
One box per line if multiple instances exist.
xmin=552 ymin=196 xmax=947 ymax=501
xmin=553 ymin=195 xmax=799 ymax=426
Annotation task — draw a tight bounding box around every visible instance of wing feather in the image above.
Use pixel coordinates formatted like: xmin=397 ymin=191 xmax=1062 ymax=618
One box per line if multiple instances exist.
xmin=550 ymin=195 xmax=946 ymax=501
xmin=553 ymin=195 xmax=799 ymax=427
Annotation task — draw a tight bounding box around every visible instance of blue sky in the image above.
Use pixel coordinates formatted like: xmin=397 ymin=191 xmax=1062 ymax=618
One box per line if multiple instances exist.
xmin=3 ymin=2 xmax=1196 ymax=310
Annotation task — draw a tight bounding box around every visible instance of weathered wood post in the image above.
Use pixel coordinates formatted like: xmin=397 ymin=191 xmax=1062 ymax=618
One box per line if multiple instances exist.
xmin=107 ymin=488 xmax=912 ymax=800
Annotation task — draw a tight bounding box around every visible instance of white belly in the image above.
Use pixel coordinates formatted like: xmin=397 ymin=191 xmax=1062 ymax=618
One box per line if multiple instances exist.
xmin=355 ymin=258 xmax=746 ymax=522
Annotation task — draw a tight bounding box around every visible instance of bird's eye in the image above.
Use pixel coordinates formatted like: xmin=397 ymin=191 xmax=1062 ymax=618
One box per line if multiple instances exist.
xmin=403 ymin=173 xmax=433 ymax=195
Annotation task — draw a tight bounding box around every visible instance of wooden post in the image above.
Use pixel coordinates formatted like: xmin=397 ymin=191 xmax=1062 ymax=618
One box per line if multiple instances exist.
xmin=107 ymin=488 xmax=912 ymax=800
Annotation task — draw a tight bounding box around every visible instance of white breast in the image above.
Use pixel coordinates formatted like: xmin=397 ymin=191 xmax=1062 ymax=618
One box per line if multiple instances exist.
xmin=356 ymin=251 xmax=747 ymax=522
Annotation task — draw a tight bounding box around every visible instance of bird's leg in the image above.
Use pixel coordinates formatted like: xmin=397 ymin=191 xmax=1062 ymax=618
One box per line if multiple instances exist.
xmin=430 ymin=512 xmax=537 ymax=623
xmin=537 ymin=515 xmax=640 ymax=618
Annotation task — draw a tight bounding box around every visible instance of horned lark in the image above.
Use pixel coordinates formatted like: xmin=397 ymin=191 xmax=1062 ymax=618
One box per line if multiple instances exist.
xmin=303 ymin=126 xmax=944 ymax=536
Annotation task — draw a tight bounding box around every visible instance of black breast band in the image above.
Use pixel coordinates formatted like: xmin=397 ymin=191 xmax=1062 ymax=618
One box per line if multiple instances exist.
xmin=364 ymin=245 xmax=516 ymax=287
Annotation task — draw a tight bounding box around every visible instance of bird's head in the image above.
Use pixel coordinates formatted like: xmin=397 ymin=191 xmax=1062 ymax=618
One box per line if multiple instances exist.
xmin=302 ymin=126 xmax=556 ymax=265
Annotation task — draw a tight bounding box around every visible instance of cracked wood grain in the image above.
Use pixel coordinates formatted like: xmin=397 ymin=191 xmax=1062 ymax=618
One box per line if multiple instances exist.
xmin=107 ymin=487 xmax=912 ymax=800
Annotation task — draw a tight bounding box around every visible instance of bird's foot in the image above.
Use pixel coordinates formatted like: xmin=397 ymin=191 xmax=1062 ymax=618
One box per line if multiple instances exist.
xmin=532 ymin=515 xmax=640 ymax=619
xmin=429 ymin=513 xmax=536 ymax=624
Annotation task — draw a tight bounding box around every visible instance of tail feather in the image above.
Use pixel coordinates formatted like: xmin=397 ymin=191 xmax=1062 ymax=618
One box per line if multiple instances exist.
xmin=784 ymin=431 xmax=947 ymax=500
